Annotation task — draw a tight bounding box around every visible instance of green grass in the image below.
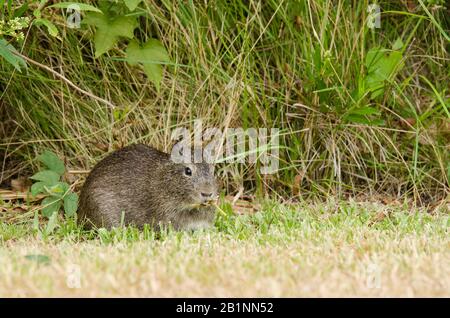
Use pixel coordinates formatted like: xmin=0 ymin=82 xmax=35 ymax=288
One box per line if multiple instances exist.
xmin=0 ymin=200 xmax=448 ymax=297
xmin=0 ymin=0 xmax=449 ymax=201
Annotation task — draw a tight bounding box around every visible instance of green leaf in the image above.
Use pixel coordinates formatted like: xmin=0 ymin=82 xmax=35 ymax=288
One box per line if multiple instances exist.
xmin=344 ymin=114 xmax=371 ymax=125
xmin=38 ymin=150 xmax=65 ymax=175
xmin=348 ymin=106 xmax=380 ymax=116
xmin=48 ymin=182 xmax=69 ymax=196
xmin=41 ymin=196 xmax=62 ymax=218
xmin=30 ymin=170 xmax=60 ymax=185
xmin=31 ymin=182 xmax=46 ymax=196
xmin=370 ymin=119 xmax=386 ymax=126
xmin=84 ymin=12 xmax=138 ymax=57
xmin=33 ymin=18 xmax=59 ymax=37
xmin=113 ymin=105 xmax=130 ymax=121
xmin=0 ymin=39 xmax=27 ymax=72
xmin=48 ymin=2 xmax=102 ymax=12
xmin=392 ymin=38 xmax=404 ymax=51
xmin=64 ymin=192 xmax=78 ymax=216
xmin=123 ymin=0 xmax=143 ymax=11
xmin=364 ymin=47 xmax=404 ymax=99
xmin=126 ymin=39 xmax=170 ymax=90
xmin=14 ymin=2 xmax=29 ymax=18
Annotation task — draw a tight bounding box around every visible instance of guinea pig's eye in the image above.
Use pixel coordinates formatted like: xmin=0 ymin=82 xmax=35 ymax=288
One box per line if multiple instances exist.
xmin=184 ymin=167 xmax=192 ymax=176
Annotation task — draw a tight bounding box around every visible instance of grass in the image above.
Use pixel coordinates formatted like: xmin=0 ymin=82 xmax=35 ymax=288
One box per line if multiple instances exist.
xmin=0 ymin=200 xmax=448 ymax=297
xmin=0 ymin=0 xmax=448 ymax=299
xmin=0 ymin=0 xmax=449 ymax=201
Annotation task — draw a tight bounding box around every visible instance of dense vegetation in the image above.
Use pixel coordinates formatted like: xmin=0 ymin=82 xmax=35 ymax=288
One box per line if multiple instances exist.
xmin=1 ymin=200 xmax=449 ymax=297
xmin=1 ymin=0 xmax=449 ymax=204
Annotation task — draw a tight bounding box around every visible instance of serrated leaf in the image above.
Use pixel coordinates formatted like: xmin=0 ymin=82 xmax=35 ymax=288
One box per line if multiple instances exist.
xmin=33 ymin=18 xmax=59 ymax=37
xmin=14 ymin=2 xmax=29 ymax=18
xmin=41 ymin=196 xmax=62 ymax=218
xmin=38 ymin=150 xmax=65 ymax=175
xmin=31 ymin=182 xmax=46 ymax=196
xmin=123 ymin=0 xmax=143 ymax=11
xmin=48 ymin=2 xmax=102 ymax=12
xmin=126 ymin=39 xmax=170 ymax=90
xmin=364 ymin=47 xmax=404 ymax=99
xmin=0 ymin=39 xmax=27 ymax=72
xmin=64 ymin=192 xmax=78 ymax=216
xmin=30 ymin=170 xmax=60 ymax=185
xmin=84 ymin=12 xmax=138 ymax=57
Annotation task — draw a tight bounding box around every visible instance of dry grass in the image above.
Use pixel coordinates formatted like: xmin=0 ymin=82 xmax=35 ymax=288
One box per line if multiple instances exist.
xmin=0 ymin=200 xmax=448 ymax=297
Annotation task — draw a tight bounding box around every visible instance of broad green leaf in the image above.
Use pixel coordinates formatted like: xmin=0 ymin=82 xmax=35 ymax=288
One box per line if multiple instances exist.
xmin=41 ymin=196 xmax=62 ymax=218
xmin=0 ymin=39 xmax=27 ymax=72
xmin=48 ymin=2 xmax=102 ymax=12
xmin=84 ymin=12 xmax=138 ymax=57
xmin=364 ymin=47 xmax=404 ymax=99
xmin=33 ymin=18 xmax=59 ymax=37
xmin=365 ymin=47 xmax=387 ymax=72
xmin=31 ymin=182 xmax=46 ymax=196
xmin=30 ymin=170 xmax=60 ymax=185
xmin=64 ymin=192 xmax=78 ymax=216
xmin=48 ymin=182 xmax=69 ymax=196
xmin=123 ymin=0 xmax=143 ymax=11
xmin=38 ymin=150 xmax=65 ymax=175
xmin=126 ymin=39 xmax=170 ymax=90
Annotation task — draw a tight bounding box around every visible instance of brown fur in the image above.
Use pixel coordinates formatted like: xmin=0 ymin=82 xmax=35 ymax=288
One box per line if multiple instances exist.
xmin=78 ymin=144 xmax=218 ymax=231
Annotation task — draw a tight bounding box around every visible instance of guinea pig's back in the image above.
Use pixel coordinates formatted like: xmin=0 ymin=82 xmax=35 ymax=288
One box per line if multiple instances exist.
xmin=77 ymin=144 xmax=168 ymax=229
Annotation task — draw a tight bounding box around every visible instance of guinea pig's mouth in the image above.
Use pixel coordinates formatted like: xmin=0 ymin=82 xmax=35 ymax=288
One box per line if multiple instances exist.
xmin=200 ymin=201 xmax=216 ymax=206
xmin=187 ymin=197 xmax=218 ymax=208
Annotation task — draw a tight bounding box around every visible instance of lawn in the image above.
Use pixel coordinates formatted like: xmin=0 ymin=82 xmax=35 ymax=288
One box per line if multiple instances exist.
xmin=0 ymin=0 xmax=449 ymax=299
xmin=0 ymin=200 xmax=448 ymax=297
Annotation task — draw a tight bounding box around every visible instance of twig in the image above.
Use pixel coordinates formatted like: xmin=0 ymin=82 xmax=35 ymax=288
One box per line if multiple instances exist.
xmin=13 ymin=51 xmax=116 ymax=109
